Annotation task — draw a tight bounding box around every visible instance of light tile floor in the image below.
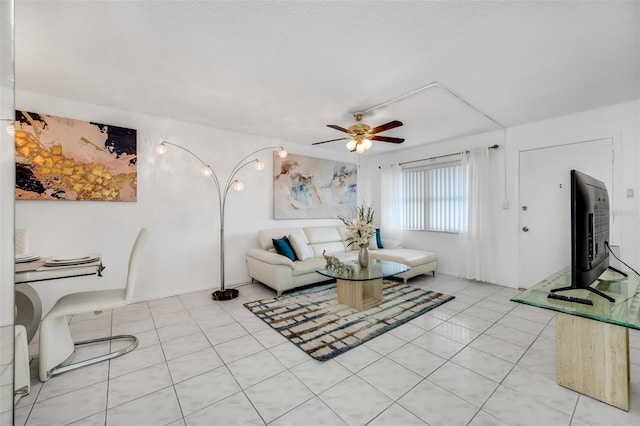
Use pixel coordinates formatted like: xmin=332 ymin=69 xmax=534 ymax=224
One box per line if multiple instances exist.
xmin=8 ymin=274 xmax=640 ymax=425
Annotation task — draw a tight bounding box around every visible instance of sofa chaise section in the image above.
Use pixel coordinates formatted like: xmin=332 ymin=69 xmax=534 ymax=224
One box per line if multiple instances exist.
xmin=370 ymin=247 xmax=438 ymax=284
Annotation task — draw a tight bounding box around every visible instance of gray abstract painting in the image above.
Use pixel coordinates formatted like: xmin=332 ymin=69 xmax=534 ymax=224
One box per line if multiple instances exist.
xmin=273 ymin=153 xmax=357 ymax=219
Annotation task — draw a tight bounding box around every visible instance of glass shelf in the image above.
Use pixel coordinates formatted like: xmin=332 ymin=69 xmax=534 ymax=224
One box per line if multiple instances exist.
xmin=511 ymin=266 xmax=640 ymax=330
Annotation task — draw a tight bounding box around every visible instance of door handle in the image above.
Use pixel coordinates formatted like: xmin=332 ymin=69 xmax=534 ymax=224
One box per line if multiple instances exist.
xmin=522 ymin=227 xmax=529 ymax=232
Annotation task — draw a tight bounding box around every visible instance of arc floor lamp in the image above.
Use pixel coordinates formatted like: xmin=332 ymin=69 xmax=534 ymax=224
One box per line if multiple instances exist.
xmin=155 ymin=140 xmax=288 ymax=300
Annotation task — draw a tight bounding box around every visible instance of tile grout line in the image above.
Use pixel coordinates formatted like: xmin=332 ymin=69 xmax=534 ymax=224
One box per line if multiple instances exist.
xmin=19 ymin=275 xmax=638 ymax=425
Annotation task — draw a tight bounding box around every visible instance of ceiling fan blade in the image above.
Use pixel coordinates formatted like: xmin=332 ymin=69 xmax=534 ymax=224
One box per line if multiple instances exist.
xmin=312 ymin=137 xmax=348 ymax=145
xmin=369 ymin=120 xmax=403 ymax=135
xmin=371 ymin=135 xmax=405 ymax=144
xmin=327 ymin=124 xmax=350 ymax=133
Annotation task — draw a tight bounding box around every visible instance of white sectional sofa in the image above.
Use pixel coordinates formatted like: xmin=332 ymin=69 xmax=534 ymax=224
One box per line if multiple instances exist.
xmin=246 ymin=225 xmax=437 ymax=296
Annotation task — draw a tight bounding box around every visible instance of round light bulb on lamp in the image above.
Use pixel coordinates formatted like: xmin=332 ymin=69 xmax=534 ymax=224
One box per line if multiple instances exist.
xmin=155 ymin=143 xmax=167 ymax=155
xmin=200 ymin=165 xmax=213 ymax=177
xmin=363 ymin=138 xmax=373 ymax=150
xmin=254 ymin=160 xmax=265 ymax=171
xmin=356 ymin=143 xmax=366 ymax=153
xmin=346 ymin=139 xmax=357 ymax=151
xmin=232 ymin=180 xmax=245 ymax=191
xmin=278 ymin=149 xmax=288 ymax=159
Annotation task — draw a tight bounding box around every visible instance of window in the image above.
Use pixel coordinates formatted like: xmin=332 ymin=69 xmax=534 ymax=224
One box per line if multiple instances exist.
xmin=402 ymin=161 xmax=463 ymax=232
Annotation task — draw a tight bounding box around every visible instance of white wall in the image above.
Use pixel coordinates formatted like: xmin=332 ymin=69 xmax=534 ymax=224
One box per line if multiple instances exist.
xmin=15 ymin=91 xmax=639 ymax=307
xmin=15 ymin=90 xmax=355 ymax=314
xmin=359 ymin=100 xmax=640 ymax=288
xmin=503 ymin=100 xmax=640 ymax=287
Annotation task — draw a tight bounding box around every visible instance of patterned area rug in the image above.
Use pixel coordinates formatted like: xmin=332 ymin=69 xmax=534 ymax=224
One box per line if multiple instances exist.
xmin=244 ymin=280 xmax=455 ymax=361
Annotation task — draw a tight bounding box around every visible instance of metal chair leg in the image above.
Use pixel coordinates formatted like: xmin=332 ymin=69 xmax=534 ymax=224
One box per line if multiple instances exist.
xmin=44 ymin=334 xmax=138 ymax=380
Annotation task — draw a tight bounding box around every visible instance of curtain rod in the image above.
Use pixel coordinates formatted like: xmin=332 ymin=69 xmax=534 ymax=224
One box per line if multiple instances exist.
xmin=398 ymin=144 xmax=500 ymax=167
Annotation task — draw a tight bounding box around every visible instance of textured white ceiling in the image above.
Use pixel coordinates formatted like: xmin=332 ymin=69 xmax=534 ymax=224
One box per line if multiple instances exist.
xmin=14 ymin=1 xmax=640 ymax=153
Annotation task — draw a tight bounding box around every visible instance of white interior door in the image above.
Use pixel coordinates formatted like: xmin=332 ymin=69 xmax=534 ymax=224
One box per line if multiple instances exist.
xmin=518 ymin=138 xmax=613 ymax=288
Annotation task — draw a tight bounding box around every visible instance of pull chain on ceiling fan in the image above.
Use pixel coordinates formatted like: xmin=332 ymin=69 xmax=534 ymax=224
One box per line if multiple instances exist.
xmin=312 ymin=112 xmax=404 ymax=153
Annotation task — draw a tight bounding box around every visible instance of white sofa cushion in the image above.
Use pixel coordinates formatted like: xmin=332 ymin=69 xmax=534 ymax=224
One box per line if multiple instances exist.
xmin=312 ymin=241 xmax=345 ymax=257
xmin=371 ymin=249 xmax=437 ymax=267
xmin=288 ymin=233 xmax=314 ymax=260
xmin=292 ymin=257 xmax=327 ymax=275
xmin=304 ymin=226 xmax=347 ymax=257
xmin=303 ymin=226 xmax=342 ymax=244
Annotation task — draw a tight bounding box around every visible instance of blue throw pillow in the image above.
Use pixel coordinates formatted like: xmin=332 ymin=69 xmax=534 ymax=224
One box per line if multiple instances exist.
xmin=273 ymin=236 xmax=296 ymax=261
xmin=375 ymin=228 xmax=383 ymax=248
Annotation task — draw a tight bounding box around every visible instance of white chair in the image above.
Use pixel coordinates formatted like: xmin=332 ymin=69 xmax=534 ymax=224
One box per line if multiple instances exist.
xmin=14 ymin=325 xmax=30 ymax=404
xmin=15 ymin=227 xmax=43 ymax=343
xmin=38 ymin=228 xmax=148 ymax=382
xmin=15 ymin=283 xmax=42 ymax=344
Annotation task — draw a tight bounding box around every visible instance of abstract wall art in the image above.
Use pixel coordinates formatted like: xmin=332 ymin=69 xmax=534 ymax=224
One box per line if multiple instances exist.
xmin=14 ymin=111 xmax=137 ymax=201
xmin=273 ymin=153 xmax=357 ymax=219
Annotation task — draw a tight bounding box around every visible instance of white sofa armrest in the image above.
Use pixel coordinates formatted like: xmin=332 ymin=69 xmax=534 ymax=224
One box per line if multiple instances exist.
xmin=246 ymin=248 xmax=295 ymax=268
xmin=381 ymin=238 xmax=402 ymax=249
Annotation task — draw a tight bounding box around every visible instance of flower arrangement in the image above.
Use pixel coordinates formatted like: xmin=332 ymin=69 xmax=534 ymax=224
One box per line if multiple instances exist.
xmin=339 ymin=204 xmax=375 ymax=248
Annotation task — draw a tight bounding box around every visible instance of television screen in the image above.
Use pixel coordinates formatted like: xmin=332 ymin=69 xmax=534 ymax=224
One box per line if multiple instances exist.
xmin=549 ymin=170 xmax=617 ymax=303
xmin=570 ymin=169 xmax=610 ymax=291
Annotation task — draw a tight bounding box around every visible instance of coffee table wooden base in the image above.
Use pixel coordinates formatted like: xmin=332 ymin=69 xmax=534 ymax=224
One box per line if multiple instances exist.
xmin=336 ymin=278 xmax=383 ymax=311
xmin=556 ymin=313 xmax=630 ymax=411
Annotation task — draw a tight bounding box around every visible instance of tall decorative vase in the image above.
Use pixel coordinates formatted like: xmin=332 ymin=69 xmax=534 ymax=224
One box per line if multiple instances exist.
xmin=358 ymin=244 xmax=370 ymax=268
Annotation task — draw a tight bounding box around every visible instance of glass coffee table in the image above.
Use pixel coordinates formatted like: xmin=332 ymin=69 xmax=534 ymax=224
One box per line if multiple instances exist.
xmin=317 ymin=259 xmax=409 ymax=311
xmin=511 ymin=265 xmax=639 ymax=411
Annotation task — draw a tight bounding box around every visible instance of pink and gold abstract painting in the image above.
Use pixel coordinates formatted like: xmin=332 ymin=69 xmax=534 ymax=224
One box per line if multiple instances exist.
xmin=15 ymin=111 xmax=137 ymax=201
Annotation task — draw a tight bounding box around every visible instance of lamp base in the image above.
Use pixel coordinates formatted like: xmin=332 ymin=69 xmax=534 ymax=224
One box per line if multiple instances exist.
xmin=211 ymin=289 xmax=239 ymax=301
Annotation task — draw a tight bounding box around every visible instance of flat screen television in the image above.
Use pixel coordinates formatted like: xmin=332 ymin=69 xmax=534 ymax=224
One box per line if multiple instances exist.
xmin=549 ymin=169 xmax=623 ymax=302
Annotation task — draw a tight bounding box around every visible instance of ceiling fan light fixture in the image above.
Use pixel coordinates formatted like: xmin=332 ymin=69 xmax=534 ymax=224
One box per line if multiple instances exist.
xmin=314 ymin=112 xmax=404 ymax=151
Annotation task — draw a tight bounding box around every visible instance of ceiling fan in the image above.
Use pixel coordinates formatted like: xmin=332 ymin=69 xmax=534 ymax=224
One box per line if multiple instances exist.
xmin=312 ymin=112 xmax=404 ymax=153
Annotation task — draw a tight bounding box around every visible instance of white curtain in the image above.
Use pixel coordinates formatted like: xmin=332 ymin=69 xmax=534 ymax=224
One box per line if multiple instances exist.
xmin=380 ymin=164 xmax=403 ymax=241
xmin=460 ymin=147 xmax=498 ymax=282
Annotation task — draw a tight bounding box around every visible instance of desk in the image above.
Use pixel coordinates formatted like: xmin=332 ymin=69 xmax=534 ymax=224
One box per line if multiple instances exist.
xmin=14 ymin=258 xmax=104 ymax=343
xmin=511 ymin=266 xmax=639 ymax=411
xmin=15 ymin=258 xmax=104 ymax=284
xmin=317 ymin=260 xmax=409 ymax=311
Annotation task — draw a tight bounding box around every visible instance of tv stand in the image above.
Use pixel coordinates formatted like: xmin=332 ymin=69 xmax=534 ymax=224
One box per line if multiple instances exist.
xmin=606 ymin=265 xmax=628 ymax=278
xmin=549 ymin=285 xmax=615 ymax=303
xmin=549 ymin=266 xmax=628 ymax=303
xmin=512 ymin=266 xmax=639 ymax=411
